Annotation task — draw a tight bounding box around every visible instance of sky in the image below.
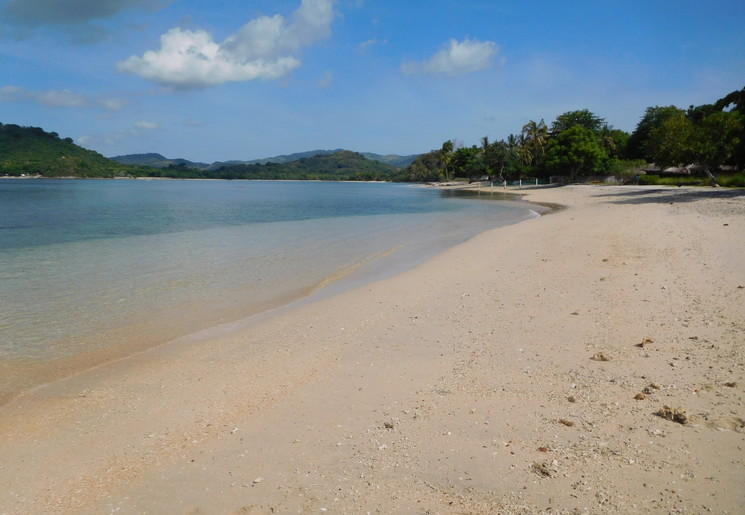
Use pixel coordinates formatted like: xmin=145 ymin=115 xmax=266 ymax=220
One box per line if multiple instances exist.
xmin=1 ymin=0 xmax=744 ymax=163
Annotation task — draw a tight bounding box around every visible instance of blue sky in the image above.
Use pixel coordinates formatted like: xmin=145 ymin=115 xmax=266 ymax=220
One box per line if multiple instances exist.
xmin=1 ymin=0 xmax=743 ymax=162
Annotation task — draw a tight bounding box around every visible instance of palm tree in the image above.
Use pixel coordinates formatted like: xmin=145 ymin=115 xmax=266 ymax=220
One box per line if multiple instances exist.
xmin=510 ymin=133 xmax=532 ymax=167
xmin=480 ymin=136 xmax=491 ymax=177
xmin=521 ymin=119 xmax=548 ymax=166
xmin=440 ymin=140 xmax=454 ymax=181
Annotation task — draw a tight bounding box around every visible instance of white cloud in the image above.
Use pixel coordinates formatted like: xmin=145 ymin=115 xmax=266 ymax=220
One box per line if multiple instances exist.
xmin=117 ymin=0 xmax=336 ymax=89
xmin=402 ymin=38 xmax=499 ymax=76
xmin=117 ymin=28 xmax=302 ymax=89
xmin=0 ymin=85 xmax=127 ymax=110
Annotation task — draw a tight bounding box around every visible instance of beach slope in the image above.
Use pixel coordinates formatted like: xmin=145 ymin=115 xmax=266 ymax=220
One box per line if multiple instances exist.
xmin=1 ymin=185 xmax=743 ymax=514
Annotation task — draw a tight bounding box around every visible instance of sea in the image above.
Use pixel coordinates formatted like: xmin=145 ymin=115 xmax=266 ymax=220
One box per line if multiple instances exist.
xmin=0 ymin=179 xmax=538 ymax=402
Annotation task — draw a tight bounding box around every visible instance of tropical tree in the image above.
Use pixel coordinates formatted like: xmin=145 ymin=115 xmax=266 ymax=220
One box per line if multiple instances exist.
xmin=452 ymin=145 xmax=482 ymax=181
xmin=520 ymin=119 xmax=548 ymax=166
xmin=480 ymin=136 xmax=491 ymax=176
xmin=489 ymin=140 xmax=517 ymax=182
xmin=550 ymin=109 xmax=606 ymax=134
xmin=691 ymin=110 xmax=744 ymax=169
xmin=599 ymin=128 xmax=629 ymax=158
xmin=627 ymin=105 xmax=685 ymax=160
xmin=544 ymin=126 xmax=608 ymax=181
xmin=440 ymin=140 xmax=455 ymax=181
xmin=645 ymin=112 xmax=695 ymax=169
xmin=509 ymin=133 xmax=530 ymax=167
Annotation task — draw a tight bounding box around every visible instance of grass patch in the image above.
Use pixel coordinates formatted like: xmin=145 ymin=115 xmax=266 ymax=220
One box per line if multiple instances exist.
xmin=638 ymin=175 xmax=704 ymax=186
xmin=639 ymin=172 xmax=745 ymax=188
xmin=718 ymin=173 xmax=745 ymax=187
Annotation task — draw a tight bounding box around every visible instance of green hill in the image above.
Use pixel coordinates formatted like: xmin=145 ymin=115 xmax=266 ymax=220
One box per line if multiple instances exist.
xmin=0 ymin=123 xmax=133 ymax=177
xmin=111 ymin=152 xmax=210 ymax=169
xmin=112 ymin=149 xmax=419 ymax=170
xmin=0 ymin=123 xmax=413 ymax=181
xmin=165 ymin=150 xmax=404 ymax=181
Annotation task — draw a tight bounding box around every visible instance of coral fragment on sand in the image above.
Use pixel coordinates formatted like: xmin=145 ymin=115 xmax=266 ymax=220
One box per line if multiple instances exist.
xmin=655 ymin=405 xmax=689 ymax=425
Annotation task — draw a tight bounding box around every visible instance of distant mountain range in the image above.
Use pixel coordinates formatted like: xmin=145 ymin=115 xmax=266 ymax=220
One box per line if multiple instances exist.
xmin=111 ymin=150 xmax=419 ymax=170
xmin=108 ymin=153 xmax=211 ymax=169
xmin=0 ymin=121 xmax=423 ymax=180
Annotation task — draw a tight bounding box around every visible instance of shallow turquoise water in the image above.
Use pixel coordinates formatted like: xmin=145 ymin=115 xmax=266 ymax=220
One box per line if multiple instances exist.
xmin=0 ymin=179 xmax=534 ymax=372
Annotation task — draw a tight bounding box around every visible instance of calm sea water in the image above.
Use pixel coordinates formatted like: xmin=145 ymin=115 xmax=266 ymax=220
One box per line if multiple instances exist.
xmin=0 ymin=179 xmax=536 ymax=400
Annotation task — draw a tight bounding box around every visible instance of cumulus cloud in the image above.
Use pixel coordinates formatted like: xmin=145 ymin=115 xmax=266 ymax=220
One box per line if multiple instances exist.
xmin=402 ymin=38 xmax=499 ymax=76
xmin=0 ymin=85 xmax=127 ymax=110
xmin=117 ymin=0 xmax=336 ymax=89
xmin=0 ymin=0 xmax=168 ymax=42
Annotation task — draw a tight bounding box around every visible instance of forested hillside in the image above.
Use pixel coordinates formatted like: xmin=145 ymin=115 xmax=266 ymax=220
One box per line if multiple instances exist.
xmin=1 ymin=124 xmax=406 ymax=180
xmin=0 ymin=123 xmax=141 ymax=177
xmin=152 ymin=150 xmax=403 ymax=181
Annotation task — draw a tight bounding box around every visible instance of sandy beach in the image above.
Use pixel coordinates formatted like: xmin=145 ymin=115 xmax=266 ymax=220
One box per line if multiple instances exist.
xmin=1 ymin=185 xmax=743 ymax=514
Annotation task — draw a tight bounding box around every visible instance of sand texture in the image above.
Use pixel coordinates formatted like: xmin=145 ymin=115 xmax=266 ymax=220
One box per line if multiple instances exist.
xmin=1 ymin=185 xmax=744 ymax=514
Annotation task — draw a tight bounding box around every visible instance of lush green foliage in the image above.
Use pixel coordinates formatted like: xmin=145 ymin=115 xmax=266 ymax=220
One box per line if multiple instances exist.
xmin=628 ymin=89 xmax=745 ymax=173
xmin=404 ymin=151 xmax=446 ymax=182
xmin=407 ymin=87 xmax=744 ymax=185
xmin=544 ymin=126 xmax=607 ymax=180
xmin=550 ymin=109 xmax=607 ymax=134
xmin=626 ymin=106 xmax=685 ymax=160
xmin=0 ymin=123 xmax=133 ymax=177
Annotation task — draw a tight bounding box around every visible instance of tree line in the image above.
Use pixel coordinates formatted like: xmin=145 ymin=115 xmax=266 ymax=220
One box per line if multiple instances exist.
xmin=405 ymin=87 xmax=744 ymax=186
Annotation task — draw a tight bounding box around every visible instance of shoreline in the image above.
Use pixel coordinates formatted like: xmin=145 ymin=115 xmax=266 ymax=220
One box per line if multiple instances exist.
xmin=1 ymin=185 xmax=743 ymax=513
xmin=0 ymin=185 xmax=540 ymax=407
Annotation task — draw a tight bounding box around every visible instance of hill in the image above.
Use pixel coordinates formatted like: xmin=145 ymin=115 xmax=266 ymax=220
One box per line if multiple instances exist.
xmin=360 ymin=152 xmax=419 ymax=168
xmin=113 ymin=149 xmax=419 ymax=170
xmin=111 ymin=153 xmax=209 ymax=169
xmin=0 ymin=123 xmax=133 ymax=178
xmin=1 ymin=123 xmax=419 ymax=181
xmin=151 ymin=150 xmax=405 ymax=181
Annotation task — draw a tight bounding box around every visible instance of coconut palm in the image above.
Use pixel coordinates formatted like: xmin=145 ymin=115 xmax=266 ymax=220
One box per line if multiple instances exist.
xmin=440 ymin=140 xmax=454 ymax=181
xmin=521 ymin=119 xmax=548 ymax=166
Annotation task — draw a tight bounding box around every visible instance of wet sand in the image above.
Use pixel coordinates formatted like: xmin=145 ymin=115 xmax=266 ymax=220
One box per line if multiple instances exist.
xmin=1 ymin=185 xmax=743 ymax=514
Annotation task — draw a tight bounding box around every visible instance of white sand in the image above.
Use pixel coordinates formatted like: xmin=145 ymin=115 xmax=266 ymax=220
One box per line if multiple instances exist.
xmin=1 ymin=185 xmax=743 ymax=514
